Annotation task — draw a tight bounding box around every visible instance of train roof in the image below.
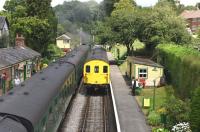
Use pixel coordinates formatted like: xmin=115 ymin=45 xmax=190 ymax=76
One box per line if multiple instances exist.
xmin=86 ymin=47 xmax=108 ymax=63
xmin=60 ymin=44 xmax=90 ymax=65
xmin=0 ymin=45 xmax=89 ymax=128
xmin=0 ymin=118 xmax=27 ymax=132
xmin=0 ymin=62 xmax=74 ymax=127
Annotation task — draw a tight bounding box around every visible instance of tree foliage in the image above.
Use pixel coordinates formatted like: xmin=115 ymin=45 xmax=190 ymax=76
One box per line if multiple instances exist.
xmin=2 ymin=0 xmax=57 ymax=56
xmin=137 ymin=1 xmax=191 ymax=51
xmin=109 ymin=0 xmax=137 ymax=54
xmin=102 ymin=0 xmax=136 ymax=16
xmin=94 ymin=0 xmax=191 ymax=55
xmin=92 ymin=21 xmax=113 ymax=45
xmin=54 ymin=1 xmax=100 ymax=34
xmin=12 ymin=17 xmax=51 ymax=55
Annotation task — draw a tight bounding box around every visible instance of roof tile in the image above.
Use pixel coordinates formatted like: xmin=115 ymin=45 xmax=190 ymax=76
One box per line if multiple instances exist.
xmin=0 ymin=47 xmax=40 ymax=69
xmin=180 ymin=10 xmax=200 ymax=19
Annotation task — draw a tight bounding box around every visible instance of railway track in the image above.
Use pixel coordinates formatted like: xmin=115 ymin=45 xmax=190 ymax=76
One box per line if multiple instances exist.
xmin=79 ymin=89 xmax=108 ymax=132
xmin=58 ymin=82 xmax=116 ymax=132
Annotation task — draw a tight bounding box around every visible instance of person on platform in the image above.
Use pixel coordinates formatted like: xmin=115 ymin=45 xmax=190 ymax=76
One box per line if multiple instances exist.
xmin=132 ymin=77 xmax=136 ymax=95
xmin=14 ymin=76 xmax=21 ymax=86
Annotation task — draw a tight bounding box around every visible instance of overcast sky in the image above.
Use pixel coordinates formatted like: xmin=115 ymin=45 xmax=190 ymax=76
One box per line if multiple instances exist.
xmin=1 ymin=0 xmax=200 ymax=11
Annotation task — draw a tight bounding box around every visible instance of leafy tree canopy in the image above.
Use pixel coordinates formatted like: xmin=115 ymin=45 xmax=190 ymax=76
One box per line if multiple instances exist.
xmin=2 ymin=0 xmax=57 ymax=57
xmin=109 ymin=0 xmax=137 ymax=54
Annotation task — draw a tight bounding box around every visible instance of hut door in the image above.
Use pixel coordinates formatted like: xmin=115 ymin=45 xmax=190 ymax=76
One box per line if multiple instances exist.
xmin=129 ymin=63 xmax=132 ymax=78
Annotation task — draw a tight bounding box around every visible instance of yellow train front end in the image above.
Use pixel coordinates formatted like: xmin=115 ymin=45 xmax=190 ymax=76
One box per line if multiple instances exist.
xmin=83 ymin=60 xmax=110 ymax=87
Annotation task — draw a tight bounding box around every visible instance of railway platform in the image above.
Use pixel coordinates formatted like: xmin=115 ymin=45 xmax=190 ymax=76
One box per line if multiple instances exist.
xmin=107 ymin=52 xmax=151 ymax=132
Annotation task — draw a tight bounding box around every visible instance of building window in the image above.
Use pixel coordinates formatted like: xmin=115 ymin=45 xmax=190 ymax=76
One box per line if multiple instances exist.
xmin=192 ymin=18 xmax=197 ymax=22
xmin=64 ymin=39 xmax=70 ymax=43
xmin=139 ymin=68 xmax=147 ymax=78
xmin=191 ymin=25 xmax=197 ymax=31
xmin=94 ymin=66 xmax=99 ymax=73
xmin=103 ymin=66 xmax=108 ymax=73
xmin=86 ymin=65 xmax=90 ymax=73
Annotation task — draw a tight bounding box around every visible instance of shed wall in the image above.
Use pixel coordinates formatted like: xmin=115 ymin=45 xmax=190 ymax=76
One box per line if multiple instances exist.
xmin=126 ymin=60 xmax=163 ymax=87
xmin=56 ymin=40 xmax=70 ymax=49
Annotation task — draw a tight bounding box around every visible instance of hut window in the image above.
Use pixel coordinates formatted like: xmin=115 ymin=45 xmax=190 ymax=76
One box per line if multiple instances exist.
xmin=94 ymin=66 xmax=99 ymax=73
xmin=86 ymin=65 xmax=90 ymax=73
xmin=103 ymin=66 xmax=108 ymax=73
xmin=139 ymin=68 xmax=147 ymax=78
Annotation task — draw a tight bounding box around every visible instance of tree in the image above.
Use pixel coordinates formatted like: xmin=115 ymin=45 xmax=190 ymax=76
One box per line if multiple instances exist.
xmin=26 ymin=0 xmax=51 ymax=18
xmin=3 ymin=0 xmax=57 ymax=56
xmin=196 ymin=3 xmax=200 ymax=10
xmin=26 ymin=0 xmax=57 ymax=43
xmin=136 ymin=1 xmax=191 ymax=51
xmin=46 ymin=44 xmax=64 ymax=61
xmin=12 ymin=17 xmax=51 ymax=56
xmin=190 ymin=87 xmax=200 ymax=132
xmin=102 ymin=0 xmax=136 ymax=16
xmin=92 ymin=21 xmax=113 ymax=45
xmin=109 ymin=0 xmax=137 ymax=55
xmin=54 ymin=1 xmax=97 ymax=33
xmin=103 ymin=0 xmax=118 ymax=16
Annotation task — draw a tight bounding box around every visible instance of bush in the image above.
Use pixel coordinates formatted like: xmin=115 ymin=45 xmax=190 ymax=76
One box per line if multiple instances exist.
xmin=147 ymin=111 xmax=161 ymax=126
xmin=152 ymin=128 xmax=169 ymax=132
xmin=164 ymin=95 xmax=190 ymax=129
xmin=135 ymin=88 xmax=142 ymax=95
xmin=156 ymin=44 xmax=200 ymax=99
xmin=190 ymin=87 xmax=200 ymax=132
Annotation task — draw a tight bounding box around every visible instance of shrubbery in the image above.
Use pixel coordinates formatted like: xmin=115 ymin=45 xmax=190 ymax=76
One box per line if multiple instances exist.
xmin=190 ymin=87 xmax=200 ymax=132
xmin=164 ymin=95 xmax=190 ymax=129
xmin=147 ymin=111 xmax=161 ymax=126
xmin=156 ymin=44 xmax=200 ymax=99
xmin=152 ymin=128 xmax=169 ymax=132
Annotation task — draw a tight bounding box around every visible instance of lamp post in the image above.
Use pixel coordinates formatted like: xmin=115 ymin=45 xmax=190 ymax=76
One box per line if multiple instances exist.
xmin=153 ymin=79 xmax=156 ymax=110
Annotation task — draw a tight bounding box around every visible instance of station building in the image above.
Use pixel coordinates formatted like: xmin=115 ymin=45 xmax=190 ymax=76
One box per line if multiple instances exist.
xmin=126 ymin=56 xmax=164 ymax=87
xmin=0 ymin=34 xmax=40 ymax=95
xmin=180 ymin=10 xmax=200 ymax=33
xmin=56 ymin=34 xmax=71 ymax=53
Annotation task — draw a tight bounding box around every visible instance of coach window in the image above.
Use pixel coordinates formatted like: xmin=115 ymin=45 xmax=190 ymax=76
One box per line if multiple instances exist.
xmin=94 ymin=66 xmax=99 ymax=73
xmin=86 ymin=65 xmax=90 ymax=73
xmin=103 ymin=66 xmax=108 ymax=73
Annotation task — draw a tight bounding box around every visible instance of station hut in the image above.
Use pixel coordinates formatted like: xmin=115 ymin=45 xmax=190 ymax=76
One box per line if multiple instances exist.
xmin=126 ymin=56 xmax=164 ymax=87
xmin=56 ymin=34 xmax=71 ymax=53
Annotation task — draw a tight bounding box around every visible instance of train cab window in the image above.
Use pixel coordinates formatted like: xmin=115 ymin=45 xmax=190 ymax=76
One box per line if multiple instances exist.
xmin=103 ymin=66 xmax=108 ymax=73
xmin=94 ymin=66 xmax=99 ymax=73
xmin=86 ymin=65 xmax=90 ymax=73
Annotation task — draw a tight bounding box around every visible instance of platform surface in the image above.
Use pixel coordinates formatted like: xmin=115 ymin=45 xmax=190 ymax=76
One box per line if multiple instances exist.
xmin=107 ymin=52 xmax=151 ymax=132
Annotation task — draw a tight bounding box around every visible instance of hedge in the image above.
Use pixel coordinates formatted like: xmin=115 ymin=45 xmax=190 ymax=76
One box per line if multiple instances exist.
xmin=190 ymin=87 xmax=200 ymax=132
xmin=156 ymin=44 xmax=200 ymax=99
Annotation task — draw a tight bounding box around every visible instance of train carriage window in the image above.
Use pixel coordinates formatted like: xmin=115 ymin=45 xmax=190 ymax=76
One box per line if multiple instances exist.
xmin=86 ymin=65 xmax=90 ymax=73
xmin=94 ymin=66 xmax=99 ymax=73
xmin=103 ymin=66 xmax=108 ymax=73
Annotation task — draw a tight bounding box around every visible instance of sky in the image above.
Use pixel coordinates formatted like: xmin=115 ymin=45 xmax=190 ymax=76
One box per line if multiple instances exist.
xmin=1 ymin=0 xmax=200 ymax=11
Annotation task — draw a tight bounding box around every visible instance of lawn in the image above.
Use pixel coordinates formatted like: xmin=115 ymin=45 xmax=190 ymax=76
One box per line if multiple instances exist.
xmin=110 ymin=44 xmax=127 ymax=60
xmin=135 ymin=86 xmax=170 ymax=115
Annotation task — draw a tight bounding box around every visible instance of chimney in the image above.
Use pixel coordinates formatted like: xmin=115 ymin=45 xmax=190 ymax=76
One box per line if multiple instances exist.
xmin=15 ymin=33 xmax=25 ymax=47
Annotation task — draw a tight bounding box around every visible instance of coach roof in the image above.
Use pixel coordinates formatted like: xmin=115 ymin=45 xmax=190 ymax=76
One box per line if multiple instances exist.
xmin=86 ymin=47 xmax=108 ymax=63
